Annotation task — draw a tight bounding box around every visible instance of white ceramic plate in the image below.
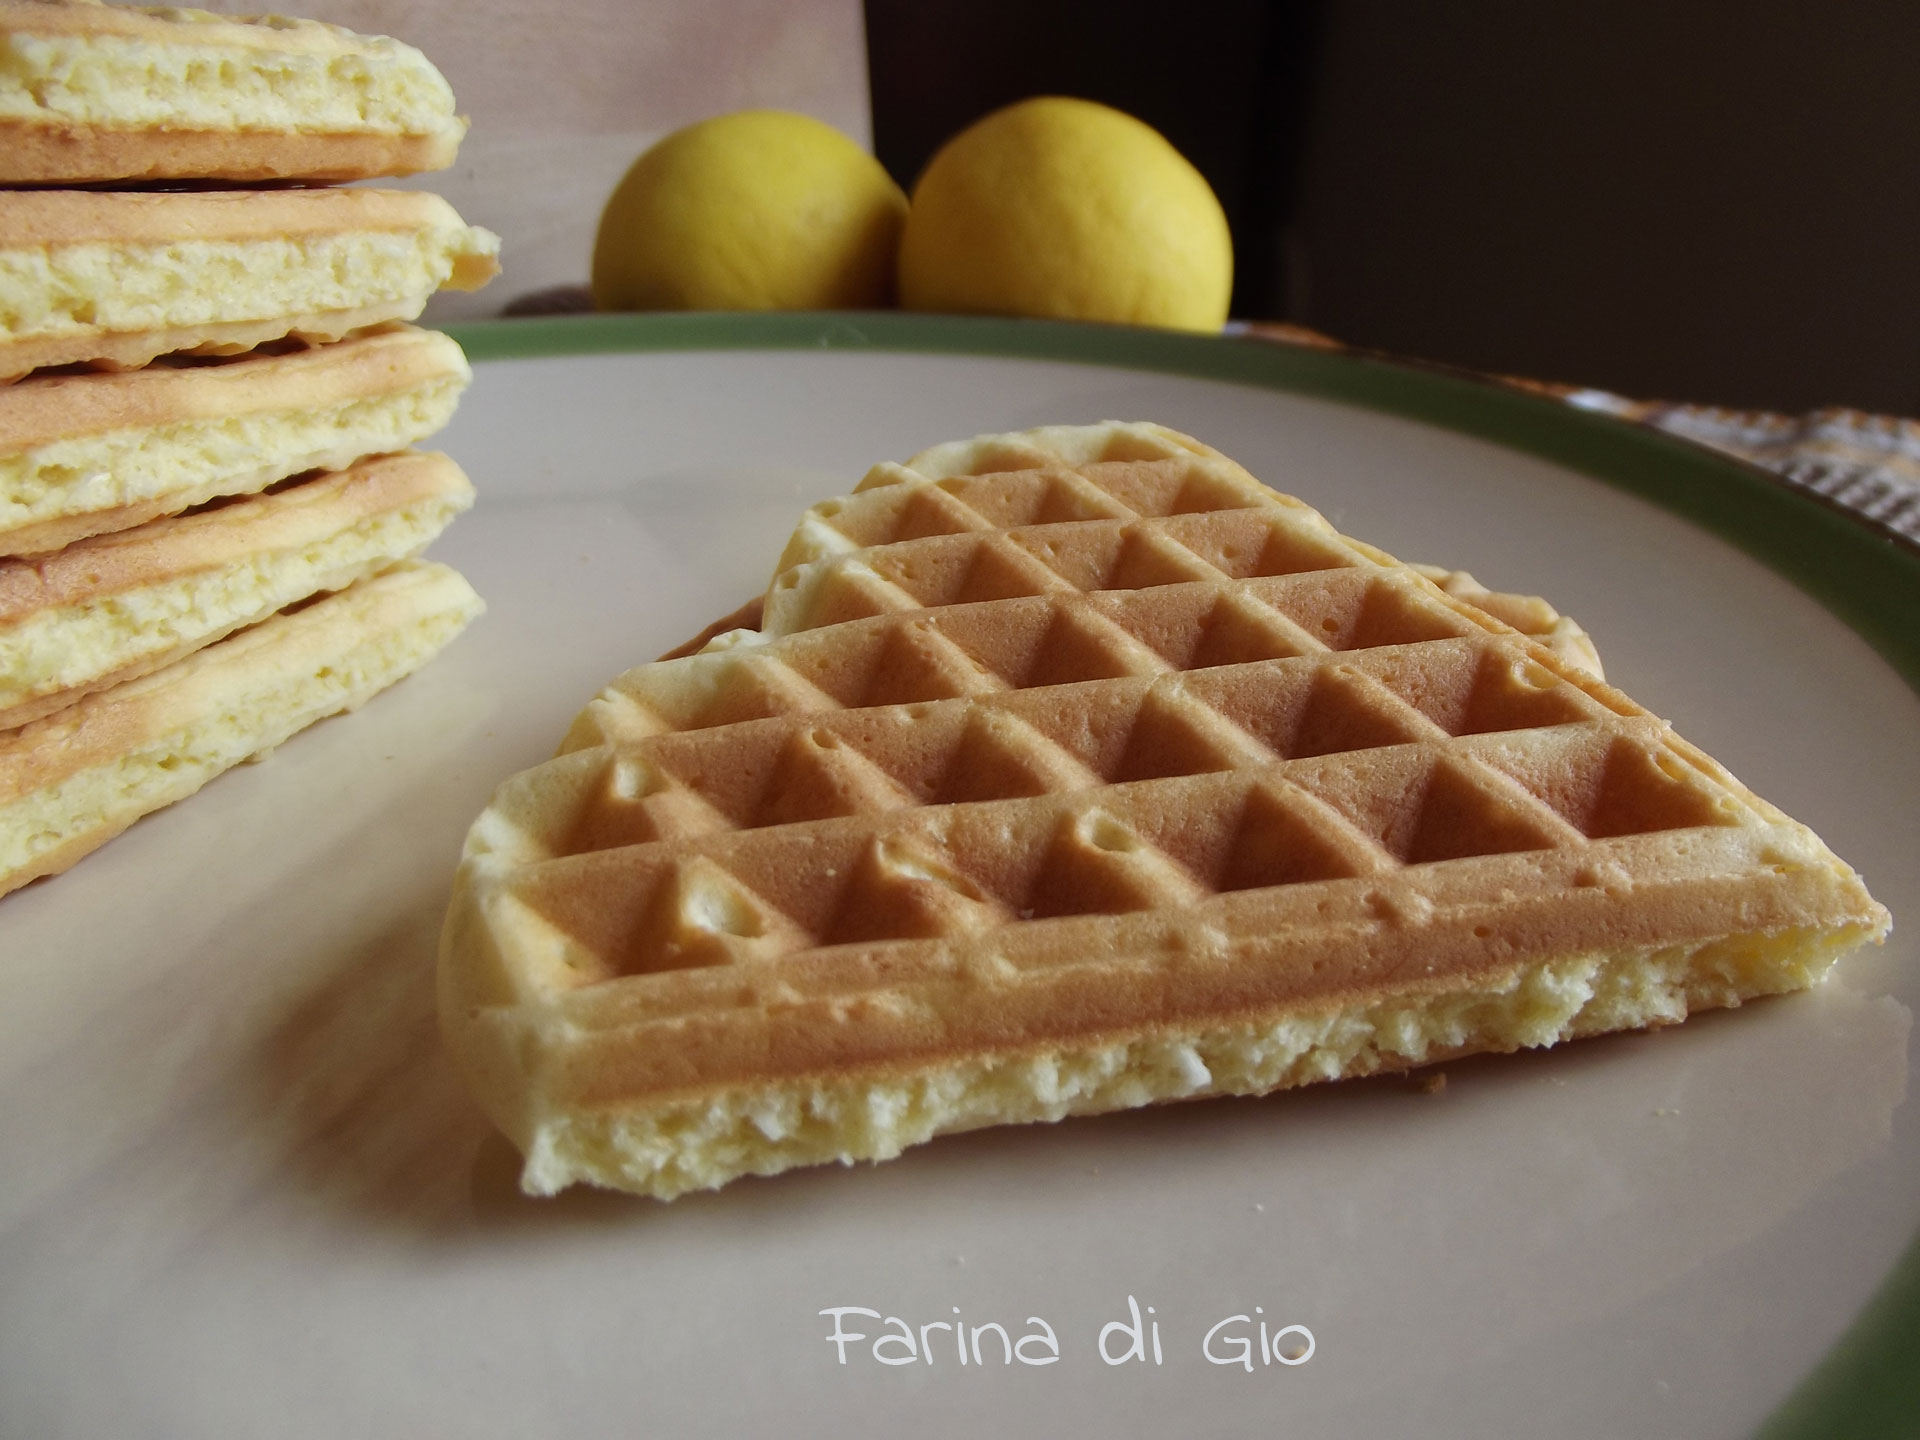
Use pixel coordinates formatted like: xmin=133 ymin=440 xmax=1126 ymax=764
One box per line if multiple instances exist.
xmin=3 ymin=316 xmax=1915 ymax=1439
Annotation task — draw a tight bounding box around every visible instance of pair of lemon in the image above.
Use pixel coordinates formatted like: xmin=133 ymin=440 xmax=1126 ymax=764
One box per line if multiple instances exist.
xmin=590 ymin=100 xmax=1232 ymax=333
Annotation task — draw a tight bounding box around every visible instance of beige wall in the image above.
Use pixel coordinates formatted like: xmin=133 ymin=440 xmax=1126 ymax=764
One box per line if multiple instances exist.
xmin=198 ymin=0 xmax=872 ymax=318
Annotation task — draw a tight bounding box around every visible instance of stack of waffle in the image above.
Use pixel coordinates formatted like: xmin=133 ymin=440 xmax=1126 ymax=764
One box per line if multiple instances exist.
xmin=0 ymin=0 xmax=497 ymax=897
xmin=441 ymin=422 xmax=1887 ymax=1200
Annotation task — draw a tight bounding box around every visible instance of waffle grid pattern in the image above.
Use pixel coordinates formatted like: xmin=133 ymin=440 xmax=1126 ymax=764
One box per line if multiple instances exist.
xmin=473 ymin=432 xmax=1763 ymax=997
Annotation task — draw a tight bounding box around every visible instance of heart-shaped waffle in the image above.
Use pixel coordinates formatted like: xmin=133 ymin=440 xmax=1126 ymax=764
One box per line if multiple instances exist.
xmin=442 ymin=423 xmax=1887 ymax=1199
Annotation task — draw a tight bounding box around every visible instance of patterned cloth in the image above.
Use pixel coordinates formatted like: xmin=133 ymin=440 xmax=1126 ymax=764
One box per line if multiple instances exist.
xmin=1240 ymin=322 xmax=1920 ymax=552
xmin=1560 ymin=395 xmax=1920 ymax=549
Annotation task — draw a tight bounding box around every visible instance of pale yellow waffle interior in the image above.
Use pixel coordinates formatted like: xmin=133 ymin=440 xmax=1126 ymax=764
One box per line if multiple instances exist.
xmin=0 ymin=10 xmax=459 ymax=138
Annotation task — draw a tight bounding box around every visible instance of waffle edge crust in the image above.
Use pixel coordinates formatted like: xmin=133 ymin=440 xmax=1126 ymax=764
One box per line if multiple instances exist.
xmin=0 ymin=449 xmax=474 ymax=728
xmin=0 ymin=324 xmax=471 ymax=556
xmin=0 ymin=558 xmax=481 ymax=896
xmin=0 ymin=0 xmax=465 ymax=184
xmin=439 ymin=422 xmax=1889 ymax=1200
xmin=0 ymin=188 xmax=498 ymax=380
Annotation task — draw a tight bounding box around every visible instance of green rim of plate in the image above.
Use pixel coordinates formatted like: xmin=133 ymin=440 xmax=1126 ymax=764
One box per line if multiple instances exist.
xmin=444 ymin=310 xmax=1920 ymax=1439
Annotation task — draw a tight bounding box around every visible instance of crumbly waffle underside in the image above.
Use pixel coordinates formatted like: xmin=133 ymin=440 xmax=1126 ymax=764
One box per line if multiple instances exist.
xmin=454 ymin=431 xmax=1876 ymax=1126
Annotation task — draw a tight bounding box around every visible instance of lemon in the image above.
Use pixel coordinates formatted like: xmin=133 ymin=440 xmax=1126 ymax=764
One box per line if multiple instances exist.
xmin=898 ymin=97 xmax=1233 ymax=332
xmin=591 ymin=110 xmax=908 ymax=312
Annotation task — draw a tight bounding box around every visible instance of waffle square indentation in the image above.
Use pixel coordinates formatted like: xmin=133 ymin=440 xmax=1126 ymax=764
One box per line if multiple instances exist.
xmin=1073 ymin=457 xmax=1266 ymax=517
xmin=1095 ymin=587 xmax=1319 ymax=669
xmin=1287 ymin=751 xmax=1566 ymax=864
xmin=1483 ymin=732 xmax=1744 ymax=839
xmin=935 ymin=468 xmax=1133 ymax=527
xmin=1010 ymin=521 xmax=1223 ymax=592
xmin=1349 ymin=640 xmax=1603 ymax=736
xmin=1161 ymin=509 xmax=1360 ymax=578
xmin=871 ymin=533 xmax=1063 ymax=607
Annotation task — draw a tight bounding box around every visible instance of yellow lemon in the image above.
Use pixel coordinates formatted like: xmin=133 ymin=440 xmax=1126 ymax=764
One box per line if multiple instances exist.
xmin=898 ymin=97 xmax=1232 ymax=332
xmin=592 ymin=110 xmax=908 ymax=312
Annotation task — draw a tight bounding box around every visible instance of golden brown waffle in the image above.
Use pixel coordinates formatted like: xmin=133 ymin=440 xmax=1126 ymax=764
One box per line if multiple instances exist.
xmin=0 ymin=449 xmax=472 ymax=729
xmin=662 ymin=568 xmax=1603 ymax=682
xmin=2 ymin=557 xmax=480 ymax=898
xmin=0 ymin=188 xmax=498 ymax=381
xmin=442 ymin=422 xmax=1887 ymax=1200
xmin=0 ymin=0 xmax=466 ymax=184
xmin=0 ymin=325 xmax=470 ymax=557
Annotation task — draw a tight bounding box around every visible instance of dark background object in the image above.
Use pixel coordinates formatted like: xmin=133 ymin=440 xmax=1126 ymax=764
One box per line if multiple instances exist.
xmin=865 ymin=0 xmax=1920 ymax=413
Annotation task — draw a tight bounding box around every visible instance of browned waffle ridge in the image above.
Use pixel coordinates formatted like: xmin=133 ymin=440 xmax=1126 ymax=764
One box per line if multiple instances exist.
xmin=441 ymin=422 xmax=1888 ymax=1200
